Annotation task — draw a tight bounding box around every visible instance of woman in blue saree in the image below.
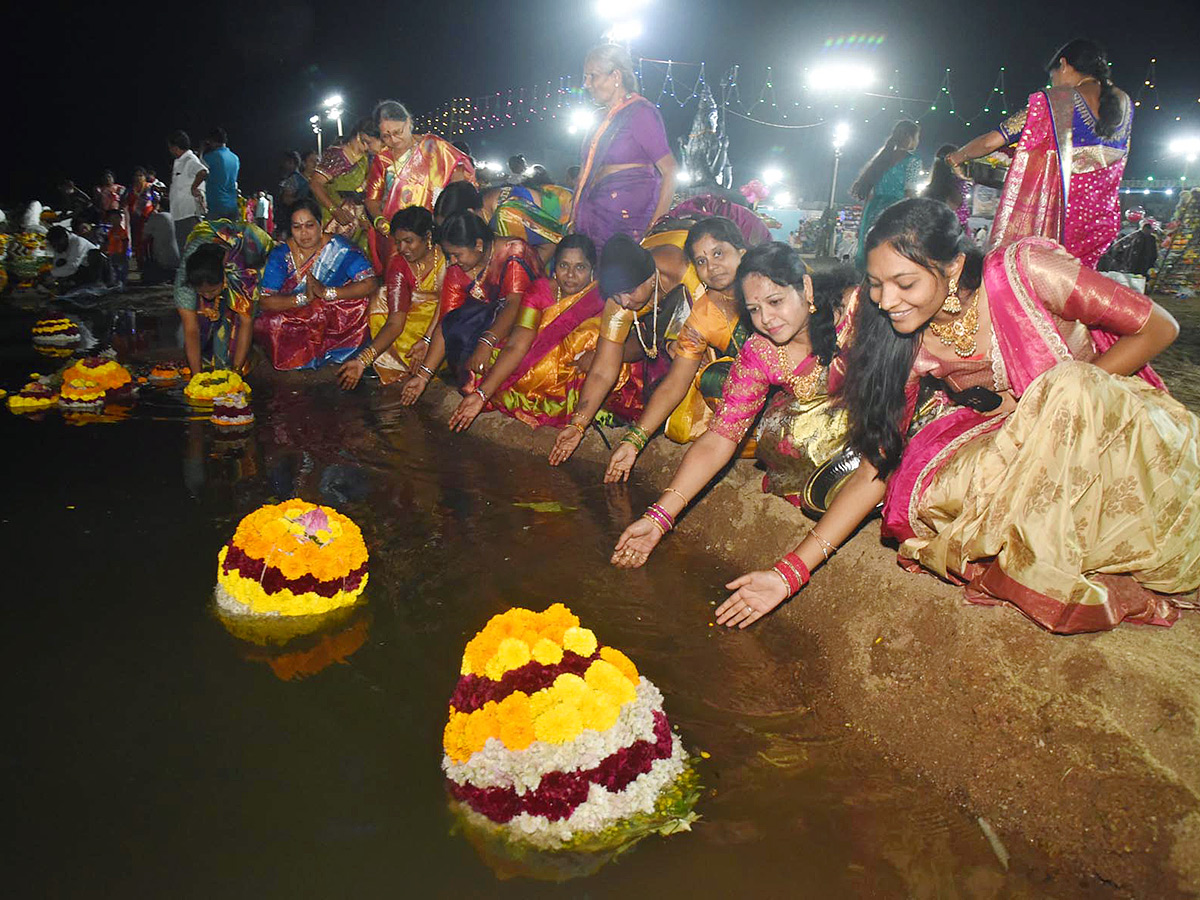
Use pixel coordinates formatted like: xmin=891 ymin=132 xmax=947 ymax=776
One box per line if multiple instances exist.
xmin=255 ymin=198 xmax=379 ymax=370
xmin=851 ymin=120 xmax=922 ymax=272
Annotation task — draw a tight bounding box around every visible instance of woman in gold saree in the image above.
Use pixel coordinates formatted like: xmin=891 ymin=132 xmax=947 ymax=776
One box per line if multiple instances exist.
xmin=714 ymin=199 xmax=1197 ymax=634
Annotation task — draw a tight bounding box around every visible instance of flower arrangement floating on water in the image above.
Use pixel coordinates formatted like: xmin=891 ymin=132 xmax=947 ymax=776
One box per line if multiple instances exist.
xmin=31 ymin=317 xmax=81 ymax=346
xmin=215 ymin=500 xmax=369 ymax=618
xmin=7 ymin=382 xmax=58 ymax=412
xmin=58 ymin=378 xmax=106 ymax=410
xmin=443 ymin=604 xmax=699 ymax=869
xmin=61 ymin=356 xmax=132 ymax=397
xmin=185 ymin=369 xmax=250 ymax=403
xmin=149 ymin=364 xmax=183 ymax=385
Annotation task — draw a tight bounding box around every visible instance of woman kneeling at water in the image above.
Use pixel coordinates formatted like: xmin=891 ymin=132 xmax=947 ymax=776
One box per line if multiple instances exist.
xmin=255 ymin=198 xmax=379 ymax=370
xmin=447 ymin=234 xmax=634 ymax=430
xmin=339 ymin=206 xmax=447 ymax=389
xmin=611 ymin=242 xmax=855 ymax=568
xmin=604 ymin=216 xmax=753 ymax=481
xmin=547 ymin=232 xmax=696 ymax=466
xmin=715 ymin=197 xmax=1198 ymax=633
xmin=400 ymin=211 xmax=541 ymax=402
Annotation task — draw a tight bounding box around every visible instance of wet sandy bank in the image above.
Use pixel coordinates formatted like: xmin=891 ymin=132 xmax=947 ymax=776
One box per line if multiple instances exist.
xmin=404 ymin=376 xmax=1200 ymax=898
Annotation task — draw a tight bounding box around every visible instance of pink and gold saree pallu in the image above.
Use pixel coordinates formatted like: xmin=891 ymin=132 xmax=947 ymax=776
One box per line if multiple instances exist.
xmin=990 ymin=86 xmax=1132 ymax=269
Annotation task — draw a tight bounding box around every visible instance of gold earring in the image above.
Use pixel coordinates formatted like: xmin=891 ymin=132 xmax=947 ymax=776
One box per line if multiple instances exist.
xmin=808 ymin=299 xmax=817 ymax=315
xmin=942 ymin=276 xmax=962 ymax=315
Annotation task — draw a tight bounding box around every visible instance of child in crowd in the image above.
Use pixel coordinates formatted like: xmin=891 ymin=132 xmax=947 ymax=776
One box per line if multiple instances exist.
xmin=103 ymin=208 xmax=130 ymax=286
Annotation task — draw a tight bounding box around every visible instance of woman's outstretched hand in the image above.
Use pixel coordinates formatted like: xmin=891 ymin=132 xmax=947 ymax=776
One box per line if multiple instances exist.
xmin=337 ymin=358 xmax=366 ymax=390
xmin=449 ymin=393 xmax=485 ymax=432
xmin=604 ymin=442 xmax=638 ymax=484
xmin=399 ymin=374 xmax=428 ymax=406
xmin=715 ymin=570 xmax=791 ymax=629
xmin=548 ymin=426 xmax=583 ymax=466
xmin=610 ymin=516 xmax=663 ymax=568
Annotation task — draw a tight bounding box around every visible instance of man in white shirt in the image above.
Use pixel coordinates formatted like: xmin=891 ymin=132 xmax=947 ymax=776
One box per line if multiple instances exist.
xmin=47 ymin=225 xmax=108 ymax=289
xmin=254 ymin=191 xmax=270 ymax=231
xmin=167 ymin=129 xmax=209 ymax=255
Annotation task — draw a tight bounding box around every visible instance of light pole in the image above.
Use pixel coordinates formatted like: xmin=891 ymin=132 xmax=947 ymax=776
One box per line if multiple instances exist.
xmin=827 ymin=122 xmax=850 ymax=256
xmin=323 ymin=94 xmax=344 ymax=138
xmin=309 ymin=115 xmax=323 ymax=157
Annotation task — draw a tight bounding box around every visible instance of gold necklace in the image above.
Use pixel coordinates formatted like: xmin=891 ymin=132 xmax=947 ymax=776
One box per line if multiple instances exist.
xmin=926 ymin=294 xmax=981 ymax=358
xmin=632 ymin=275 xmax=660 ymax=359
xmin=775 ymin=343 xmax=824 ymax=400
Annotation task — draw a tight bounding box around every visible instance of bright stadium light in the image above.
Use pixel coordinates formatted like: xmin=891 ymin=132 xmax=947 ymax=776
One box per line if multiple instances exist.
xmin=774 ymin=190 xmax=794 ymax=207
xmin=1169 ymin=136 xmax=1200 ymax=163
xmin=807 ymin=63 xmax=877 ymax=93
xmin=604 ymin=18 xmax=643 ymax=42
xmin=480 ymin=160 xmax=505 ymax=173
xmin=309 ymin=115 xmax=320 ymax=124
xmin=762 ymin=166 xmax=785 ymax=186
xmin=323 ymin=93 xmax=343 ymax=109
xmin=677 ymin=170 xmax=694 ymax=185
xmin=568 ymin=107 xmax=598 ymax=135
xmin=832 ymin=121 xmax=851 ymax=149
xmin=595 ymin=0 xmax=650 ymax=19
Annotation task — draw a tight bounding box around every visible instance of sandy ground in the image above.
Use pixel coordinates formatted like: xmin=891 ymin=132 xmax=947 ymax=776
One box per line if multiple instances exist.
xmin=406 ymin=337 xmax=1200 ymax=898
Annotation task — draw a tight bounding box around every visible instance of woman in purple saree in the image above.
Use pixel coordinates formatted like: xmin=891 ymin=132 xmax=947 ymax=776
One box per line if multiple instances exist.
xmin=571 ymin=43 xmax=677 ymax=251
xmin=713 ymin=199 xmax=1198 ymax=635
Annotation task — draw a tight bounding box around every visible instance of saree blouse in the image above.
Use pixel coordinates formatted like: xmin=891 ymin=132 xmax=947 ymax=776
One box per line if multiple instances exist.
xmin=672 ymin=289 xmax=740 ymax=360
xmin=911 ymin=240 xmax=1153 ymax=398
xmin=439 ymin=238 xmax=540 ymax=316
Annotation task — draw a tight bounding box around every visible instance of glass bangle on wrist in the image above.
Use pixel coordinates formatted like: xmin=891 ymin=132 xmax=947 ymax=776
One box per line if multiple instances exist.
xmin=473 ymin=387 xmax=487 ymax=402
xmin=326 ymin=286 xmax=338 ymax=302
xmin=419 ymin=335 xmax=433 ymax=344
xmin=417 ymin=364 xmax=435 ymax=380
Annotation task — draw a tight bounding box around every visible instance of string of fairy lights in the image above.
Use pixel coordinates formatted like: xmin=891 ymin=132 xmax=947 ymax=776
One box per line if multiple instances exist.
xmin=411 ymin=54 xmax=1195 ymax=141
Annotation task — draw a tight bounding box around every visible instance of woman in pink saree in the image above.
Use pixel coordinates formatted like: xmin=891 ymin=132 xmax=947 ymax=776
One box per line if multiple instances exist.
xmin=363 ymin=100 xmax=474 ymax=273
xmin=949 ymin=39 xmax=1132 ymax=268
xmin=713 ymin=199 xmax=1198 ymax=635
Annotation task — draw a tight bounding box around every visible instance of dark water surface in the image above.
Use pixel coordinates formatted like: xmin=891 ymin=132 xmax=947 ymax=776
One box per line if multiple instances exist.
xmin=4 ymin=302 xmax=1050 ymax=898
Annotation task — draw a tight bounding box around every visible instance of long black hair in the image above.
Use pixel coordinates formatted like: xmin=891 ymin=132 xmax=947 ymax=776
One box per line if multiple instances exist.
xmin=439 ymin=209 xmax=493 ymax=251
xmin=733 ymin=242 xmax=850 ymax=366
xmin=838 ymin=198 xmax=983 ymax=478
xmin=922 ymin=144 xmax=964 ymax=209
xmin=850 ymin=120 xmax=920 ymax=201
xmin=433 ymin=181 xmax=483 ymax=220
xmin=1047 ymin=39 xmax=1122 ymax=138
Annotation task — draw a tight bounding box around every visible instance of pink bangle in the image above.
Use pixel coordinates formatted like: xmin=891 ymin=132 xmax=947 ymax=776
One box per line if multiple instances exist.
xmin=643 ymin=503 xmax=675 ymax=534
xmin=772 ymin=552 xmax=810 ymax=596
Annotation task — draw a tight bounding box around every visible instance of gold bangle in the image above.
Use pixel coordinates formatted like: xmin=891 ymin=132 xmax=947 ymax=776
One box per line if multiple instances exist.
xmin=809 ymin=528 xmax=836 ymax=561
xmin=663 ymin=487 xmax=688 ymax=505
xmin=641 ymin=514 xmax=667 ymax=536
xmin=568 ymin=421 xmax=586 ymax=436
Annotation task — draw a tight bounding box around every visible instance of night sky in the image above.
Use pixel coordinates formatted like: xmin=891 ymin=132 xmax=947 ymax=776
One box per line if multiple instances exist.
xmin=7 ymin=0 xmax=1197 ymax=207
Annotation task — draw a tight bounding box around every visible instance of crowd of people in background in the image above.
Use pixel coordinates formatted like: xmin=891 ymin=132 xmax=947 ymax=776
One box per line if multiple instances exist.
xmin=5 ymin=38 xmax=1199 ymax=636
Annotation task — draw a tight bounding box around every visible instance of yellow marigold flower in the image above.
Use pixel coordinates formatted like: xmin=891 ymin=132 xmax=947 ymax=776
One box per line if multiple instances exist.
xmin=464 ymin=701 xmax=500 ymax=755
xmin=598 ymin=646 xmax=640 ymax=684
xmin=585 ymin=660 xmax=637 ymax=705
xmin=531 ymin=638 xmax=564 ymax=666
xmin=443 ymin=710 xmax=470 ymax=759
xmin=578 ymin=688 xmax=621 ymax=733
xmin=551 ymin=672 xmax=588 ymax=702
xmin=533 ymin=702 xmax=583 ymax=744
xmin=484 ymin=637 xmax=532 ymax=680
xmin=562 ymin=626 xmax=598 ymax=657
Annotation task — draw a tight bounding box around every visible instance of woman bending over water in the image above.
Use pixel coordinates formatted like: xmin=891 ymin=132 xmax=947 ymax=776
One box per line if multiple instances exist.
xmin=716 ymin=198 xmax=1197 ymax=633
xmin=611 ymin=242 xmax=855 ymax=568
